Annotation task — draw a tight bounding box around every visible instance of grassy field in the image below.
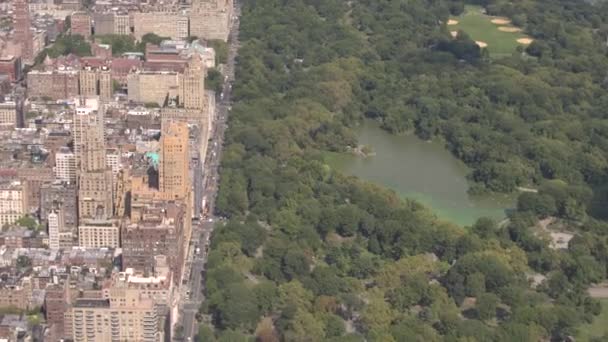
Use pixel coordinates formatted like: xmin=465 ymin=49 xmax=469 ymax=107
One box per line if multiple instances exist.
xmin=449 ymin=5 xmax=531 ymax=58
xmin=578 ymin=299 xmax=608 ymax=341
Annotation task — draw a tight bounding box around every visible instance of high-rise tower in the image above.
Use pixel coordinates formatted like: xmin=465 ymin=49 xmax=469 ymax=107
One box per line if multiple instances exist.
xmin=13 ymin=0 xmax=33 ymax=61
xmin=159 ymin=121 xmax=189 ymax=199
xmin=180 ymin=55 xmax=205 ymax=110
xmin=73 ymin=97 xmax=114 ymax=220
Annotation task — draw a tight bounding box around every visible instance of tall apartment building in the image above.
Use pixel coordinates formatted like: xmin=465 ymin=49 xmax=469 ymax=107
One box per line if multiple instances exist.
xmin=113 ymin=14 xmax=130 ymax=35
xmin=106 ymin=256 xmax=173 ymax=309
xmin=47 ymin=209 xmax=64 ymax=249
xmin=40 ymin=182 xmax=78 ymax=237
xmin=13 ymin=0 xmax=33 ymax=61
xmin=79 ymin=66 xmax=112 ymax=101
xmin=73 ymin=97 xmax=113 ymax=220
xmin=0 ymin=56 xmax=22 ymax=82
xmin=78 ymin=219 xmax=119 ymax=248
xmin=44 ymin=278 xmax=70 ymax=341
xmin=180 ymin=55 xmax=206 ymax=110
xmin=65 ymin=295 xmax=163 ymax=342
xmin=189 ymin=0 xmax=233 ymax=42
xmin=92 ymin=13 xmax=114 ymax=35
xmin=132 ymin=12 xmax=188 ymax=40
xmin=45 ymin=280 xmax=71 ymax=341
xmin=159 ymin=121 xmax=189 ymax=199
xmin=71 ymin=12 xmax=92 ymax=38
xmin=127 ymin=71 xmax=181 ymax=106
xmin=121 ymin=201 xmax=186 ymax=283
xmin=0 ymin=180 xmax=28 ymax=227
xmin=27 ymin=70 xmax=80 ymax=100
xmin=55 ymin=147 xmax=77 ymax=183
xmin=0 ymin=100 xmax=17 ymax=130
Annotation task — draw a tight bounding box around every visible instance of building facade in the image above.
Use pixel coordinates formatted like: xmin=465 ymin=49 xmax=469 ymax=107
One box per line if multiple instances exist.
xmin=47 ymin=209 xmax=64 ymax=249
xmin=78 ymin=219 xmax=119 ymax=248
xmin=65 ymin=295 xmax=163 ymax=342
xmin=71 ymin=12 xmax=92 ymax=38
xmin=0 ymin=180 xmax=27 ymax=227
xmin=189 ymin=0 xmax=233 ymax=42
xmin=27 ymin=70 xmax=80 ymax=100
xmin=13 ymin=0 xmax=33 ymax=61
xmin=132 ymin=12 xmax=188 ymax=41
xmin=121 ymin=201 xmax=186 ymax=283
xmin=127 ymin=71 xmax=181 ymax=106
xmin=55 ymin=148 xmax=77 ymax=183
xmin=0 ymin=100 xmax=17 ymax=129
xmin=159 ymin=121 xmax=189 ymax=199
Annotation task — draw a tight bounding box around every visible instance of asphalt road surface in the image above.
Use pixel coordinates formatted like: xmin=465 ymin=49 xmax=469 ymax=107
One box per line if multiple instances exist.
xmin=177 ymin=2 xmax=241 ymax=340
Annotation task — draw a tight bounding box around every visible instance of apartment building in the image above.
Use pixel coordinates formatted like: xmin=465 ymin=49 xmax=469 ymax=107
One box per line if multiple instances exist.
xmin=27 ymin=70 xmax=79 ymax=100
xmin=132 ymin=12 xmax=188 ymax=40
xmin=55 ymin=147 xmax=76 ymax=183
xmin=78 ymin=219 xmax=119 ymax=248
xmin=0 ymin=180 xmax=28 ymax=227
xmin=65 ymin=295 xmax=163 ymax=341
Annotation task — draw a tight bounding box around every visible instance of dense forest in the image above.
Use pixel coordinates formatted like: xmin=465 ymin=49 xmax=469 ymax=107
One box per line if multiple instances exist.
xmin=199 ymin=0 xmax=608 ymax=340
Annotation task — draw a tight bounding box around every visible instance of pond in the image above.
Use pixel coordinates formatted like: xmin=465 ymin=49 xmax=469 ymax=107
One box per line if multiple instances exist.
xmin=326 ymin=122 xmax=514 ymax=226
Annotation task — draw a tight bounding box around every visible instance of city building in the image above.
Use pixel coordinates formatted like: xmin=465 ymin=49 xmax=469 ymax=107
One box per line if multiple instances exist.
xmin=47 ymin=208 xmax=64 ymax=249
xmin=132 ymin=12 xmax=188 ymax=41
xmin=180 ymin=55 xmax=206 ymax=110
xmin=0 ymin=284 xmax=29 ymax=310
xmin=0 ymin=180 xmax=28 ymax=227
xmin=72 ymin=97 xmax=114 ymax=220
xmin=65 ymin=295 xmax=163 ymax=341
xmin=121 ymin=201 xmax=187 ymax=283
xmin=79 ymin=65 xmax=112 ymax=100
xmin=105 ymin=256 xmax=173 ymax=308
xmin=27 ymin=69 xmax=80 ymax=100
xmin=189 ymin=0 xmax=233 ymax=42
xmin=78 ymin=219 xmax=119 ymax=248
xmin=54 ymin=147 xmax=77 ymax=183
xmin=113 ymin=14 xmax=130 ymax=35
xmin=13 ymin=0 xmax=33 ymax=61
xmin=92 ymin=43 xmax=112 ymax=59
xmin=71 ymin=12 xmax=92 ymax=38
xmin=0 ymin=99 xmax=17 ymax=130
xmin=0 ymin=56 xmax=22 ymax=82
xmin=159 ymin=121 xmax=189 ymax=199
xmin=40 ymin=182 xmax=78 ymax=243
xmin=45 ymin=280 xmax=71 ymax=340
xmin=127 ymin=71 xmax=181 ymax=106
xmin=92 ymin=13 xmax=114 ymax=35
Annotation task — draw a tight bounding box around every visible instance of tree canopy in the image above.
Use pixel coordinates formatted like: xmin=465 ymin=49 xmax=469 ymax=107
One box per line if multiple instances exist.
xmin=203 ymin=0 xmax=608 ymax=340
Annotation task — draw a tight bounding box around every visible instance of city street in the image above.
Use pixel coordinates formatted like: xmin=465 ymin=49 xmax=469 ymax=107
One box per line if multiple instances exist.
xmin=176 ymin=2 xmax=241 ymax=340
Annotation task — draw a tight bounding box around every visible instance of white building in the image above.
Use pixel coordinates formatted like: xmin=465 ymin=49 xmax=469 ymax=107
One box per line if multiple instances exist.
xmin=47 ymin=209 xmax=63 ymax=250
xmin=54 ymin=148 xmax=76 ymax=183
xmin=0 ymin=181 xmax=27 ymax=227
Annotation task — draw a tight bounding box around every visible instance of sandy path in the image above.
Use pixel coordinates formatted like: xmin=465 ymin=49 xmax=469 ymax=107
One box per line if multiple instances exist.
xmin=475 ymin=41 xmax=488 ymax=48
xmin=517 ymin=38 xmax=533 ymax=44
xmin=447 ymin=19 xmax=458 ymax=25
xmin=491 ymin=18 xmax=510 ymax=25
xmin=498 ymin=26 xmax=521 ymax=32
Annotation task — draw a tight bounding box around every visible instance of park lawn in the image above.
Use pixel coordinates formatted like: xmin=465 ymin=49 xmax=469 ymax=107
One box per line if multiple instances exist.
xmin=578 ymin=298 xmax=608 ymax=340
xmin=450 ymin=5 xmax=529 ymax=58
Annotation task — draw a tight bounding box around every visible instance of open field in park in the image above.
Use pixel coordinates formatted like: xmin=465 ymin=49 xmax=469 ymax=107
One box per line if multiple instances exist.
xmin=448 ymin=5 xmax=533 ymax=58
xmin=578 ymin=299 xmax=608 ymax=340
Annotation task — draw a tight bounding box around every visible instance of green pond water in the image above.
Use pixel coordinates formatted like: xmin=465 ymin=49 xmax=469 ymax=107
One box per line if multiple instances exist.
xmin=326 ymin=122 xmax=514 ymax=226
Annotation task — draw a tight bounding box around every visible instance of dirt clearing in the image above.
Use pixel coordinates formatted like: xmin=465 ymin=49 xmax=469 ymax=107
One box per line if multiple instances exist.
xmin=475 ymin=41 xmax=488 ymax=48
xmin=517 ymin=38 xmax=533 ymax=44
xmin=447 ymin=19 xmax=458 ymax=25
xmin=491 ymin=18 xmax=510 ymax=25
xmin=498 ymin=26 xmax=521 ymax=32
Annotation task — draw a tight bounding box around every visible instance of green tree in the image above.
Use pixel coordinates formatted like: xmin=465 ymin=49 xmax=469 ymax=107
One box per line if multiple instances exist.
xmin=476 ymin=293 xmax=499 ymax=320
